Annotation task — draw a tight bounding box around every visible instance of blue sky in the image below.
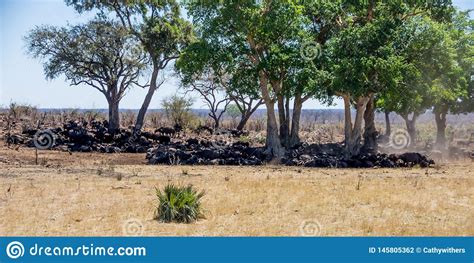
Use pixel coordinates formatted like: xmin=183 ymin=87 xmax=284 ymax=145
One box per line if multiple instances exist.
xmin=1 ymin=0 xmax=472 ymax=109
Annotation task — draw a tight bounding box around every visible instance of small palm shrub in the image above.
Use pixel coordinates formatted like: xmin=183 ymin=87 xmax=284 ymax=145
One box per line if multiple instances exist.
xmin=154 ymin=184 xmax=205 ymax=223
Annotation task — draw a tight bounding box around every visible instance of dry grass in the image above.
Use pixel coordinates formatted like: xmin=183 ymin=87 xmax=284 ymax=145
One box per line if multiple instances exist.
xmin=0 ymin=145 xmax=473 ymax=236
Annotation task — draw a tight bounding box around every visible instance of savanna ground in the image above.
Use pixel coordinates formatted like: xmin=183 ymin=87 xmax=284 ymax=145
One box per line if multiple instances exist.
xmin=1 ymin=143 xmax=473 ymax=236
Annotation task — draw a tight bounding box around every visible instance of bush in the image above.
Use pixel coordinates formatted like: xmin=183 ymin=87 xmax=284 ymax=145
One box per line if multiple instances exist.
xmin=8 ymin=102 xmax=38 ymax=121
xmin=154 ymin=184 xmax=205 ymax=223
xmin=161 ymin=95 xmax=195 ymax=128
xmin=226 ymin=104 xmax=241 ymax=127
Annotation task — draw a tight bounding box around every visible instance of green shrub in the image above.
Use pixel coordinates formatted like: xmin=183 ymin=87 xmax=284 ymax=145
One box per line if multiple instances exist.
xmin=154 ymin=184 xmax=205 ymax=223
xmin=239 ymin=135 xmax=251 ymax=143
xmin=161 ymin=95 xmax=195 ymax=128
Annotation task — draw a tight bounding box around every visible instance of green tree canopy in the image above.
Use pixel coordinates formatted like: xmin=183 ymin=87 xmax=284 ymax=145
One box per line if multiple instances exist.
xmin=327 ymin=0 xmax=455 ymax=155
xmin=185 ymin=0 xmax=337 ymax=156
xmin=25 ymin=18 xmax=146 ymax=130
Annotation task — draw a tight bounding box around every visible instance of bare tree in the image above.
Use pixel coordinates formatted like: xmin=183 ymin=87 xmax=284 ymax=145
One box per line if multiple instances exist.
xmin=182 ymin=71 xmax=230 ymax=129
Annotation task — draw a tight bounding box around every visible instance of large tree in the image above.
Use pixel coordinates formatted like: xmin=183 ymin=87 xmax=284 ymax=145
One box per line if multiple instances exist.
xmin=378 ymin=13 xmax=471 ymax=149
xmin=25 ymin=19 xmax=146 ymax=131
xmin=186 ymin=1 xmax=331 ymax=158
xmin=67 ymin=0 xmax=194 ymax=131
xmin=433 ymin=10 xmax=473 ymax=148
xmin=378 ymin=16 xmax=456 ymax=146
xmin=328 ymin=0 xmax=454 ymax=156
xmin=329 ymin=9 xmax=406 ymax=155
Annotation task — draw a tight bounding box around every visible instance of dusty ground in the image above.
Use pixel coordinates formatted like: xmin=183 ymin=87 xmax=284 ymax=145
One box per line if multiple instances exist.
xmin=0 ymin=145 xmax=473 ymax=236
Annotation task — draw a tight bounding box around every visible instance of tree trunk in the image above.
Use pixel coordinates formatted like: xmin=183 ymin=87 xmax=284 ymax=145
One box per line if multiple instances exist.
xmin=266 ymin=101 xmax=285 ymax=158
xmin=214 ymin=117 xmax=220 ymax=130
xmin=259 ymin=73 xmax=285 ymax=159
xmin=407 ymin=121 xmax=416 ymax=146
xmin=345 ymin=96 xmax=369 ymax=157
xmin=434 ymin=106 xmax=448 ymax=149
xmin=235 ymin=99 xmax=262 ymax=131
xmin=285 ymin=95 xmax=290 ymax=132
xmin=342 ymin=94 xmax=352 ymax=147
xmin=237 ymin=114 xmax=251 ymax=131
xmin=384 ymin=110 xmax=391 ymax=137
xmin=247 ymin=35 xmax=284 ymax=159
xmin=134 ymin=66 xmax=159 ymax=131
xmin=277 ymin=95 xmax=289 ymax=147
xmin=107 ymin=98 xmax=120 ymax=132
xmin=402 ymin=114 xmax=417 ymax=147
xmin=289 ymin=94 xmax=303 ymax=147
xmin=209 ymin=112 xmax=219 ymax=129
xmin=362 ymin=94 xmax=377 ymax=154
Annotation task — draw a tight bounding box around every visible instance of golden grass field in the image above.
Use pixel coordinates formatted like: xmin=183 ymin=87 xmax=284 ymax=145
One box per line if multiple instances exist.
xmin=0 ymin=144 xmax=473 ymax=236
